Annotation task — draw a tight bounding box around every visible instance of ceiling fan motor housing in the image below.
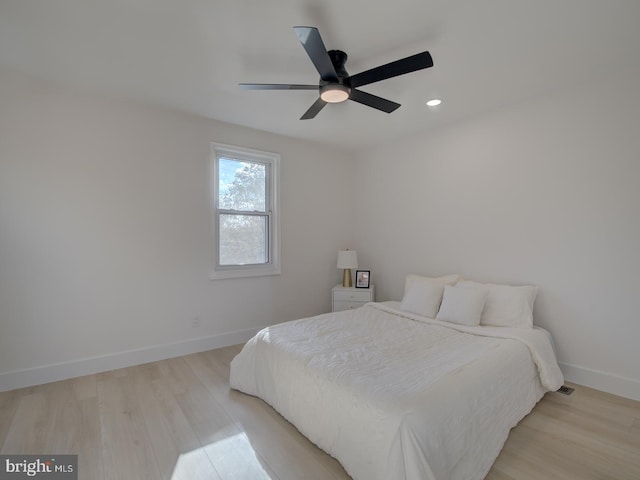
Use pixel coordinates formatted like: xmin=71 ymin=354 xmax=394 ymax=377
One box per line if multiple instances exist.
xmin=327 ymin=50 xmax=349 ymax=79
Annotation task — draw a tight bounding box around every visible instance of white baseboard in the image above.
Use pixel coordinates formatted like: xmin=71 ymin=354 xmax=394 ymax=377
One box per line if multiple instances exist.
xmin=0 ymin=328 xmax=259 ymax=393
xmin=559 ymin=362 xmax=640 ymax=401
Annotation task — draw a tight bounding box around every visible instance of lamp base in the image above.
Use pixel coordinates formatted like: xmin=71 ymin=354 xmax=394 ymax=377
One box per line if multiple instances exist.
xmin=342 ymin=268 xmax=352 ymax=288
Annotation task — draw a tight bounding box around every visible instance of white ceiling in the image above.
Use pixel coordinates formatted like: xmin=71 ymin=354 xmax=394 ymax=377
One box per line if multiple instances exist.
xmin=2 ymin=0 xmax=639 ymax=152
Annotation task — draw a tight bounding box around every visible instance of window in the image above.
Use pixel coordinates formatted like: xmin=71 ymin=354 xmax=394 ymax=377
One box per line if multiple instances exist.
xmin=210 ymin=143 xmax=280 ymax=279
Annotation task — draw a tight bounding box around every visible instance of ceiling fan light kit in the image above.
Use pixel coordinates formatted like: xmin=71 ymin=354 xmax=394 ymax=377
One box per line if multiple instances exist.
xmin=240 ymin=26 xmax=433 ymax=120
xmin=320 ymin=84 xmax=350 ymax=103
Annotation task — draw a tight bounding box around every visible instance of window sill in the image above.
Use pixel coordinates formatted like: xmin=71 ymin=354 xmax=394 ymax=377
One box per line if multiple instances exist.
xmin=209 ymin=264 xmax=281 ymax=280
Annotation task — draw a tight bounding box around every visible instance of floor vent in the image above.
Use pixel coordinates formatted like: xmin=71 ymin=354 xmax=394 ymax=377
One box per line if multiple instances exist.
xmin=557 ymin=385 xmax=575 ymax=395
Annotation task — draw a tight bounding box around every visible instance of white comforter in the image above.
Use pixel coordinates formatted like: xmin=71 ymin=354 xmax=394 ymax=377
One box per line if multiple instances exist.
xmin=230 ymin=302 xmax=563 ymax=480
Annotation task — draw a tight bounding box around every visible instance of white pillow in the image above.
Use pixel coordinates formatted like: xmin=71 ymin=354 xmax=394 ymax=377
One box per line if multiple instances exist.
xmin=457 ymin=280 xmax=538 ymax=328
xmin=400 ymin=274 xmax=460 ymax=318
xmin=436 ymin=285 xmax=488 ymax=326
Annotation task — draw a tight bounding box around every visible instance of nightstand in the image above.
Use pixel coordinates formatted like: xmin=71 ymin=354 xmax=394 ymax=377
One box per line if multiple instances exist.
xmin=332 ymin=284 xmax=375 ymax=312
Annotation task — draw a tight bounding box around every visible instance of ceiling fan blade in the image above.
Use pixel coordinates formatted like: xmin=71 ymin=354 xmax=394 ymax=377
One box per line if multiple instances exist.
xmin=349 ymin=89 xmax=400 ymax=113
xmin=349 ymin=51 xmax=433 ymax=88
xmin=293 ymin=26 xmax=338 ymax=82
xmin=300 ymin=97 xmax=327 ymax=120
xmin=239 ymin=83 xmax=319 ymax=90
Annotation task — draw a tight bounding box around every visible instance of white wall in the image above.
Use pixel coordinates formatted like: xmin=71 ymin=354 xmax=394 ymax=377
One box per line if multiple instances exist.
xmin=354 ymin=69 xmax=640 ymax=400
xmin=0 ymin=71 xmax=354 ymax=390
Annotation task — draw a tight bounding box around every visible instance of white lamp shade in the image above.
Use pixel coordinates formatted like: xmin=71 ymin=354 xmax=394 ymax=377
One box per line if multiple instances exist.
xmin=337 ymin=250 xmax=358 ymax=269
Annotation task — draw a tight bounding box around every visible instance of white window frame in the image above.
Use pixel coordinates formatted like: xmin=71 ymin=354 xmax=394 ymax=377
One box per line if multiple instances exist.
xmin=210 ymin=143 xmax=280 ymax=280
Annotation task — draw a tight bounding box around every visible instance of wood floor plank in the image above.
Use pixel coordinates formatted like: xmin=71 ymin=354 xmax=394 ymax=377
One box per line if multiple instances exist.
xmin=97 ymin=372 xmax=162 ymax=480
xmin=69 ymin=374 xmax=98 ymax=402
xmin=1 ymin=389 xmax=54 ymax=454
xmin=0 ymin=389 xmax=21 ymax=450
xmin=126 ymin=363 xmax=219 ymax=480
xmin=46 ymin=379 xmax=104 ymax=480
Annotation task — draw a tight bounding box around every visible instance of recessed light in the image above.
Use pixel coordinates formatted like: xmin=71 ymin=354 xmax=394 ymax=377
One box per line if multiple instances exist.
xmin=426 ymin=99 xmax=442 ymax=107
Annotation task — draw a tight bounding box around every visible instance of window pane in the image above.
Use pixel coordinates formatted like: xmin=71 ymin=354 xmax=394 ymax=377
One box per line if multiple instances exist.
xmin=218 ymin=158 xmax=266 ymax=212
xmin=219 ymin=214 xmax=268 ymax=265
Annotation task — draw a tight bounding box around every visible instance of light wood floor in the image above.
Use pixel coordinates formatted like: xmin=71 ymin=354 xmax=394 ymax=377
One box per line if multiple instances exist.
xmin=1 ymin=345 xmax=638 ymax=480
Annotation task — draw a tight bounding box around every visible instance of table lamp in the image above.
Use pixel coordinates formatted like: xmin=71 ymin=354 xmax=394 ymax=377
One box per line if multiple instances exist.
xmin=337 ymin=250 xmax=358 ymax=287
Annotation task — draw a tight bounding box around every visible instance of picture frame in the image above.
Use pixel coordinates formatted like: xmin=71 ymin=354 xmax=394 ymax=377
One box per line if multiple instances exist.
xmin=355 ymin=270 xmax=370 ymax=288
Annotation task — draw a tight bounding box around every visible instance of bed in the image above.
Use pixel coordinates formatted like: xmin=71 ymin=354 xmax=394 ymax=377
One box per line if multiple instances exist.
xmin=230 ymin=278 xmax=563 ymax=480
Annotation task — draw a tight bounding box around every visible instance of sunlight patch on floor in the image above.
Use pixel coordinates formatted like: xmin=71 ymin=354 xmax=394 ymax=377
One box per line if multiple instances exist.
xmin=171 ymin=432 xmax=273 ymax=480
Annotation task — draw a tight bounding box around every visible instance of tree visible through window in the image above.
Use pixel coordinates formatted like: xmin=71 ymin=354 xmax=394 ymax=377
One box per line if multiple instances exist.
xmin=211 ymin=144 xmax=280 ymax=279
xmin=218 ymin=159 xmax=267 ymax=265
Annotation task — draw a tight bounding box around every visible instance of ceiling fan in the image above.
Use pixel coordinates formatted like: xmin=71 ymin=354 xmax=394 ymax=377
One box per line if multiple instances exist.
xmin=240 ymin=26 xmax=434 ymax=120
